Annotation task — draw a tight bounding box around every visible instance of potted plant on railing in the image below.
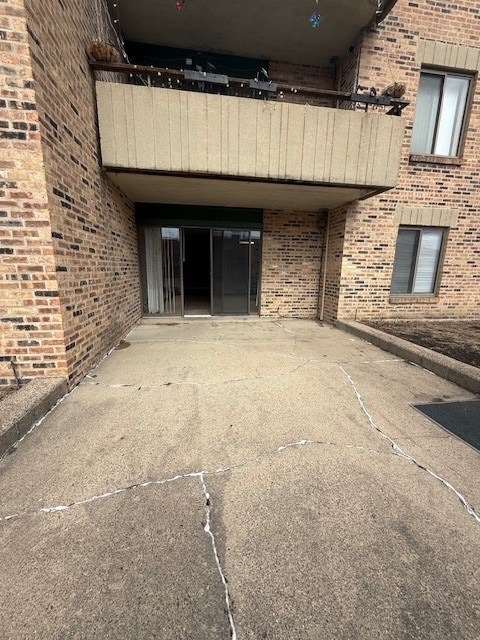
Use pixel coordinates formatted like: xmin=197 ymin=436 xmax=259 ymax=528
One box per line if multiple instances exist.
xmin=89 ymin=40 xmax=121 ymax=63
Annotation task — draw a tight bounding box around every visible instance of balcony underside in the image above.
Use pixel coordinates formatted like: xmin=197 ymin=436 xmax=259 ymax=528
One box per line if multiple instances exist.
xmin=108 ymin=0 xmax=386 ymax=67
xmin=106 ymin=171 xmax=375 ymax=211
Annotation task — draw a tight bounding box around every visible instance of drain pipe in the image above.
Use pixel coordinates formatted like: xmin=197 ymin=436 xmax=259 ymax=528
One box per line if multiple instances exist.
xmin=319 ymin=210 xmax=331 ymax=321
xmin=10 ymin=359 xmax=20 ymax=389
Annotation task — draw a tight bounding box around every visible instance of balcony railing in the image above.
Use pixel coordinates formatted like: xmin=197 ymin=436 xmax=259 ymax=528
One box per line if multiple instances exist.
xmin=89 ymin=60 xmax=409 ymax=116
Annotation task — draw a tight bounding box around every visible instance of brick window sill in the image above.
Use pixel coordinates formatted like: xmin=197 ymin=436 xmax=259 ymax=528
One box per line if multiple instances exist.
xmin=409 ymin=154 xmax=463 ymax=167
xmin=389 ymin=295 xmax=438 ymax=304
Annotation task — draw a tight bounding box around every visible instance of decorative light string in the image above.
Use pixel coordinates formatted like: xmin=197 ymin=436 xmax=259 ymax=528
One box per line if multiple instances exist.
xmin=371 ymin=0 xmax=384 ymax=14
xmin=173 ymin=0 xmax=325 ymax=27
xmin=94 ymin=1 xmax=152 ymax=87
xmin=92 ymin=0 xmax=130 ymax=62
xmin=172 ymin=0 xmax=380 ymax=27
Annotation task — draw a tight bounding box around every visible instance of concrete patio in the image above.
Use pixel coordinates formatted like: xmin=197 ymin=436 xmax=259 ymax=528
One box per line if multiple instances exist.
xmin=0 ymin=318 xmax=479 ymax=639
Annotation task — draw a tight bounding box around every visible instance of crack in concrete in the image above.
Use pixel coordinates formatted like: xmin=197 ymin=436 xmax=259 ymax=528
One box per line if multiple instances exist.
xmin=124 ymin=338 xmax=406 ymax=370
xmin=357 ymin=358 xmax=404 ymax=364
xmin=208 ymin=439 xmax=390 ymax=477
xmin=200 ymin=473 xmax=237 ymax=640
xmin=120 ymin=332 xmax=410 ymax=375
xmin=0 ymin=439 xmax=390 ymax=524
xmin=274 ymin=320 xmax=299 ymax=355
xmin=81 ymin=357 xmax=405 ymax=392
xmin=82 ymin=360 xmax=315 ymax=390
xmin=0 ymin=470 xmax=205 ymax=523
xmin=339 ymin=365 xmax=480 ymax=524
xmin=128 ymin=339 xmax=222 ymax=345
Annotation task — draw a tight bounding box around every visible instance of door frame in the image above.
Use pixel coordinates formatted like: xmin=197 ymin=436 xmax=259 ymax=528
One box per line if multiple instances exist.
xmin=141 ymin=224 xmax=262 ymax=318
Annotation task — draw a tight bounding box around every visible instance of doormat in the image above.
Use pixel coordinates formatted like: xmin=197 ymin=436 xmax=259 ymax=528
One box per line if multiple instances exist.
xmin=413 ymin=400 xmax=480 ymax=452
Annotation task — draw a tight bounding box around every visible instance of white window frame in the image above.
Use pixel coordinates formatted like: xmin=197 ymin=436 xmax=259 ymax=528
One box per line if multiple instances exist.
xmin=390 ymin=226 xmax=447 ymax=296
xmin=410 ymin=68 xmax=472 ymax=158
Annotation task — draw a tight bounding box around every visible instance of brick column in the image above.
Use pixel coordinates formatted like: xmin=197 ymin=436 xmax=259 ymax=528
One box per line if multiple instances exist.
xmin=0 ymin=0 xmax=68 ymax=385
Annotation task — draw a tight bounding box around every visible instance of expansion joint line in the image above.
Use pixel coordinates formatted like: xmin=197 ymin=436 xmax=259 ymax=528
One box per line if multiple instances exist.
xmin=339 ymin=365 xmax=480 ymax=524
xmin=200 ymin=474 xmax=237 ymax=640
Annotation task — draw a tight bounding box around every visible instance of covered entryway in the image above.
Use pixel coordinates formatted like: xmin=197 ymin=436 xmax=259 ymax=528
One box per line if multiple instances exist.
xmin=137 ymin=205 xmax=262 ymax=317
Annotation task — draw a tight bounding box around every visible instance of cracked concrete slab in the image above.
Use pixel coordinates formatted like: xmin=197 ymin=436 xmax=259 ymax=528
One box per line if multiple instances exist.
xmin=125 ymin=318 xmax=395 ymax=366
xmin=1 ymin=318 xmax=479 ymax=638
xmin=0 ymin=383 xmax=199 ymax=515
xmin=0 ymin=344 xmax=391 ymax=516
xmin=344 ymin=360 xmax=477 ymax=436
xmin=207 ymin=445 xmax=480 ymax=640
xmin=389 ymin=434 xmax=480 ymax=513
xmin=0 ymin=477 xmax=230 ymax=640
xmin=90 ymin=339 xmax=304 ymax=386
xmin=341 ymin=360 xmax=480 ymax=511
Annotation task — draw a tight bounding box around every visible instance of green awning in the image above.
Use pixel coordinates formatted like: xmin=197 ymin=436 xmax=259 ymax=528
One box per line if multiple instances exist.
xmin=136 ymin=204 xmax=263 ymax=230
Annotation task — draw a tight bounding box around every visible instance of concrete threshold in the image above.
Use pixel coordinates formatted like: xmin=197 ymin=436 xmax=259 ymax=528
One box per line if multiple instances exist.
xmin=336 ymin=319 xmax=480 ymax=395
xmin=140 ymin=315 xmax=279 ymax=324
xmin=0 ymin=377 xmax=68 ymax=457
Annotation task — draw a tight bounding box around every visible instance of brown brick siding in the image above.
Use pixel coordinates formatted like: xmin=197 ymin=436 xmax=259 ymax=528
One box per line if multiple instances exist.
xmin=23 ymin=0 xmax=141 ymax=386
xmin=333 ymin=0 xmax=480 ymax=321
xmin=338 ymin=33 xmax=362 ymax=99
xmin=3 ymin=0 xmax=479 ymax=367
xmin=260 ymin=210 xmax=325 ymax=318
xmin=321 ymin=205 xmax=347 ymax=323
xmin=269 ymin=60 xmax=335 ymax=107
xmin=0 ymin=0 xmax=68 ymax=385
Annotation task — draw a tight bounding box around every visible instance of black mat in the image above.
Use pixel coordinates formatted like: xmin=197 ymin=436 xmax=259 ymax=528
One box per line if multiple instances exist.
xmin=413 ymin=400 xmax=480 ymax=452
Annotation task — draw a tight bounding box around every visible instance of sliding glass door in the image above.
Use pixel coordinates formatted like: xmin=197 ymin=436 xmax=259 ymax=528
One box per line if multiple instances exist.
xmin=212 ymin=230 xmax=249 ymax=314
xmin=212 ymin=229 xmax=261 ymax=315
xmin=139 ymin=225 xmax=261 ymax=316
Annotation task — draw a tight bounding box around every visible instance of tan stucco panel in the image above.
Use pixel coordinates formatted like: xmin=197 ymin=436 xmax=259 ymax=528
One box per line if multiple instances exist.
xmin=416 ymin=39 xmax=480 ymax=71
xmin=96 ymin=82 xmax=406 ymax=190
xmin=394 ymin=205 xmax=459 ymax=227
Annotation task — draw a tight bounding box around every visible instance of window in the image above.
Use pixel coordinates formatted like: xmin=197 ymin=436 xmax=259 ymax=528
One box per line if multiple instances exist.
xmin=411 ymin=70 xmax=471 ymax=157
xmin=391 ymin=228 xmax=445 ymax=295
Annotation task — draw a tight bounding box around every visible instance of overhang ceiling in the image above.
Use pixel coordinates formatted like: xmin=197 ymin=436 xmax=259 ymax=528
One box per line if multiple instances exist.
xmin=109 ymin=0 xmax=379 ymax=66
xmin=106 ymin=172 xmax=373 ymax=210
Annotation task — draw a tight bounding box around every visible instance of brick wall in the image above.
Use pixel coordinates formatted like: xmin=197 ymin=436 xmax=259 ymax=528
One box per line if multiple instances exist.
xmin=269 ymin=60 xmax=335 ymax=107
xmin=261 ymin=210 xmax=325 ymax=318
xmin=23 ymin=0 xmax=141 ymax=386
xmin=338 ymin=33 xmax=362 ymax=98
xmin=333 ymin=0 xmax=480 ymax=320
xmin=321 ymin=205 xmax=347 ymax=323
xmin=0 ymin=0 xmax=68 ymax=385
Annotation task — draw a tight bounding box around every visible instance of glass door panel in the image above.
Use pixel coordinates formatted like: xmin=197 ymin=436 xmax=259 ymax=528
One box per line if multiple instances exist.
xmin=161 ymin=227 xmax=182 ymax=314
xmin=141 ymin=226 xmax=181 ymax=315
xmin=212 ymin=229 xmax=250 ymax=315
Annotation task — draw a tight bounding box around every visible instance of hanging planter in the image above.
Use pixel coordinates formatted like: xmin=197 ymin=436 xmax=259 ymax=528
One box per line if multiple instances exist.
xmin=89 ymin=41 xmax=121 ymax=63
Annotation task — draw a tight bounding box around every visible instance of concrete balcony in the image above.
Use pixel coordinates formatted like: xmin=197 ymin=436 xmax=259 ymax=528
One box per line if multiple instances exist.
xmin=95 ymin=81 xmax=406 ymax=210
